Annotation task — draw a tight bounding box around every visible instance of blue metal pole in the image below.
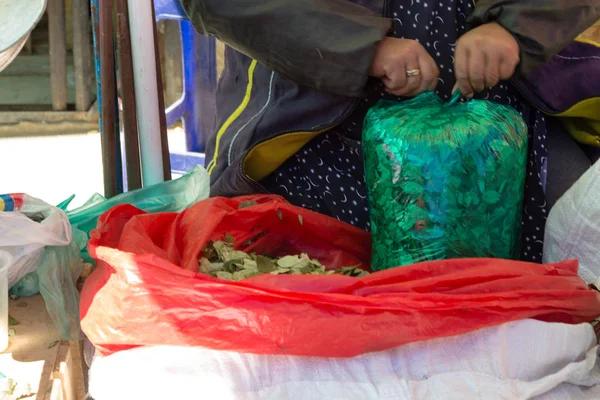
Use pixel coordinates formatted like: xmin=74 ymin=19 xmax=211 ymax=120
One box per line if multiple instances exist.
xmin=90 ymin=0 xmax=102 ymax=128
xmin=180 ymin=21 xmax=216 ymax=152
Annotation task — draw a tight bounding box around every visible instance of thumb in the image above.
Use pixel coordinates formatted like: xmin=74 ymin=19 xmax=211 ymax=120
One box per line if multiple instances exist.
xmin=452 ymin=81 xmax=474 ymax=99
xmin=451 ymin=82 xmax=459 ymax=95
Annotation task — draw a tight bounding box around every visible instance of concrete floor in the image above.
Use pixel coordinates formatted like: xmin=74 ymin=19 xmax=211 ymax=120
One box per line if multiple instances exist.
xmin=0 ymin=127 xmax=187 ymax=209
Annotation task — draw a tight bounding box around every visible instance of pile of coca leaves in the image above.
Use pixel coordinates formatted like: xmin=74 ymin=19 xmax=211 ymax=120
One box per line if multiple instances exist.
xmin=198 ymin=233 xmax=369 ymax=281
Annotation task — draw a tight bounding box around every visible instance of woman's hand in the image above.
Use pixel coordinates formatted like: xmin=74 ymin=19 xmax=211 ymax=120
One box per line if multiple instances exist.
xmin=454 ymin=23 xmax=520 ymax=97
xmin=370 ymin=37 xmax=439 ymax=97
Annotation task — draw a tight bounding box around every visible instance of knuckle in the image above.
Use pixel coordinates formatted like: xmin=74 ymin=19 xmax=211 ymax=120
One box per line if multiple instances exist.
xmin=386 ymin=80 xmax=401 ymax=90
xmin=472 ymin=76 xmax=485 ymax=87
xmin=456 ymin=36 xmax=468 ymax=48
xmin=393 ymin=88 xmax=409 ymax=96
xmin=455 ymin=70 xmax=469 ymax=79
xmin=407 ymin=78 xmax=420 ymax=89
xmin=471 ymin=37 xmax=484 ymax=48
xmin=511 ymin=54 xmax=520 ymax=67
xmin=423 ymin=73 xmax=438 ymax=83
xmin=502 ymin=47 xmax=520 ymax=64
xmin=471 ymin=67 xmax=484 ymax=78
xmin=407 ymin=40 xmax=421 ymax=51
xmin=405 ymin=50 xmax=419 ymax=61
xmin=498 ymin=69 xmax=511 ymax=80
xmin=486 ymin=73 xmax=499 ymax=83
xmin=427 ymin=67 xmax=440 ymax=80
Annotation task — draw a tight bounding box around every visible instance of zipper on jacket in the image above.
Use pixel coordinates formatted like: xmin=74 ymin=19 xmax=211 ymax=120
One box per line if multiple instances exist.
xmin=383 ymin=0 xmax=390 ymax=18
xmin=509 ymin=79 xmax=556 ymax=115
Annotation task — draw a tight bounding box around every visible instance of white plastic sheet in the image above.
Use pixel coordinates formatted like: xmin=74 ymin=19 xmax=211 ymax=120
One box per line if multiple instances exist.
xmin=89 ymin=319 xmax=600 ymax=400
xmin=0 ymin=195 xmax=73 ymax=288
xmin=0 ymin=194 xmax=82 ymax=340
xmin=544 ymin=160 xmax=600 ymax=285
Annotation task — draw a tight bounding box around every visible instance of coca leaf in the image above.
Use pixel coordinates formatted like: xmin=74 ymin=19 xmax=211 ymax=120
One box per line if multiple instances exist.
xmin=239 ymin=201 xmax=259 ymax=209
xmin=200 ymin=233 xmax=370 ymax=281
xmin=216 ymin=271 xmax=234 ymax=280
xmin=256 ymin=256 xmax=277 ymax=273
xmin=224 ymin=233 xmax=236 ymax=245
xmin=198 ymin=257 xmax=212 ymax=274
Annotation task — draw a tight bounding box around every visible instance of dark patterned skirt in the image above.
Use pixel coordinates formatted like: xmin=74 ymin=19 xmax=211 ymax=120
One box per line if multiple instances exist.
xmin=261 ymin=0 xmax=550 ymax=262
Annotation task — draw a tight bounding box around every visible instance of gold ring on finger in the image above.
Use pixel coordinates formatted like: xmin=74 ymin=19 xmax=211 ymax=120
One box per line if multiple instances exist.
xmin=406 ymin=69 xmax=421 ymax=77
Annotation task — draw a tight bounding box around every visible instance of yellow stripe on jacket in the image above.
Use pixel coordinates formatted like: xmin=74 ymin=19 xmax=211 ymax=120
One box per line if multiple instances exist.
xmin=207 ymin=60 xmax=258 ymax=175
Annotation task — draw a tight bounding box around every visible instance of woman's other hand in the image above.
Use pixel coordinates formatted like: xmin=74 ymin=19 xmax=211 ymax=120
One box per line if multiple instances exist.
xmin=370 ymin=38 xmax=439 ymax=97
xmin=454 ymin=22 xmax=520 ymax=97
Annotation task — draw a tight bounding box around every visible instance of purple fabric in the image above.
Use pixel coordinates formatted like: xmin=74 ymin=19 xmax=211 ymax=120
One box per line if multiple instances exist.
xmin=514 ymin=41 xmax=600 ymax=114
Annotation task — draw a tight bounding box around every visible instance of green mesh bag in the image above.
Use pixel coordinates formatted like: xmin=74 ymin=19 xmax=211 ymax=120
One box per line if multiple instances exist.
xmin=363 ymin=91 xmax=528 ymax=271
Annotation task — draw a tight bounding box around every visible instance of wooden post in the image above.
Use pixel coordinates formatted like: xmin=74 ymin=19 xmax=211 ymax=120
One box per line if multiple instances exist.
xmin=48 ymin=0 xmax=69 ymax=111
xmin=99 ymin=0 xmax=118 ymax=197
xmin=115 ymin=0 xmax=143 ymax=190
xmin=72 ymin=0 xmax=94 ymax=111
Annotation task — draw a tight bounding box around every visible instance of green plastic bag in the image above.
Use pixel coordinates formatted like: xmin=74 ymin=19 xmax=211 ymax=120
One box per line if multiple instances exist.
xmin=11 ymin=165 xmax=210 ymax=299
xmin=9 ymin=236 xmax=83 ymax=339
xmin=2 ymin=194 xmax=83 ymax=340
xmin=37 ymin=231 xmax=84 ymax=339
xmin=66 ymin=165 xmax=210 ymax=263
xmin=9 ymin=272 xmax=39 ymax=297
xmin=363 ymin=91 xmax=528 ymax=271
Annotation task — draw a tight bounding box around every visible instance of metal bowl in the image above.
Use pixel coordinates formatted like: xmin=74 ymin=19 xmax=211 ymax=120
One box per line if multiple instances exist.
xmin=0 ymin=0 xmax=47 ymax=73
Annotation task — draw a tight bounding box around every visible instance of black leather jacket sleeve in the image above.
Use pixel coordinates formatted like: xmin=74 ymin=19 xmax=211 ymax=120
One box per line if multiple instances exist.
xmin=469 ymin=0 xmax=600 ymax=75
xmin=179 ymin=0 xmax=391 ymax=97
xmin=180 ymin=0 xmax=598 ymax=96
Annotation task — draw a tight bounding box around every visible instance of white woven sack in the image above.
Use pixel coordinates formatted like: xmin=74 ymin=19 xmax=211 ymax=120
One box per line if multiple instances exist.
xmin=544 ymin=160 xmax=600 ymax=285
xmin=89 ymin=319 xmax=600 ymax=400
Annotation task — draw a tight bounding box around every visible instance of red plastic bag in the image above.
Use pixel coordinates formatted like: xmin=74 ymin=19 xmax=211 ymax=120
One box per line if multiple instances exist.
xmin=81 ymin=195 xmax=600 ymax=357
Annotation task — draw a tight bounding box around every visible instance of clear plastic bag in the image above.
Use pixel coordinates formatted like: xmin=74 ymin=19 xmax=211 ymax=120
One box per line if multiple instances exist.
xmin=37 ymin=235 xmax=84 ymax=339
xmin=8 ymin=271 xmax=39 ymax=297
xmin=363 ymin=91 xmax=528 ymax=271
xmin=11 ymin=166 xmax=209 ymax=299
xmin=0 ymin=194 xmax=82 ymax=340
xmin=0 ymin=194 xmax=75 ymax=287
